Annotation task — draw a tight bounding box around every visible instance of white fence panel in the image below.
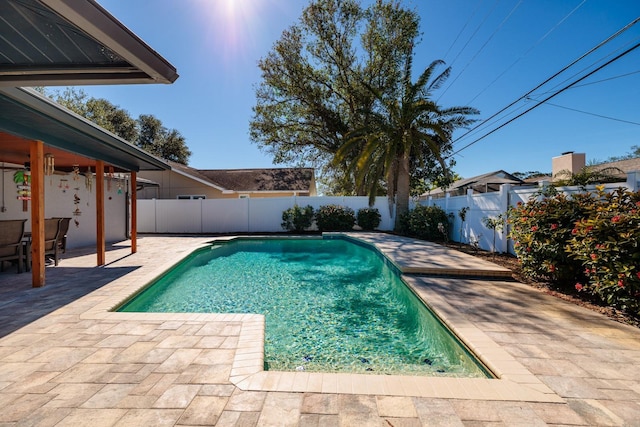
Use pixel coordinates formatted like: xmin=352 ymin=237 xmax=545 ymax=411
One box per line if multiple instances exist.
xmin=138 ymin=200 xmax=156 ymax=233
xmin=248 ymin=198 xmax=290 ymax=232
xmin=155 ymin=199 xmax=203 ymax=233
xmin=202 ymin=199 xmax=249 ymax=233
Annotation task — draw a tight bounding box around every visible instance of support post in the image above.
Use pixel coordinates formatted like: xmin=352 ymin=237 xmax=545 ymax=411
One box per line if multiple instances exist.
xmin=96 ymin=161 xmax=105 ymax=266
xmin=30 ymin=140 xmax=45 ymax=287
xmin=131 ymin=171 xmax=137 ymax=254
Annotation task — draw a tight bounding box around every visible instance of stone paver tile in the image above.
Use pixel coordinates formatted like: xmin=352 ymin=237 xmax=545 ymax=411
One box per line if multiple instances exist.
xmin=178 ymin=395 xmax=228 ymax=425
xmin=155 ymin=335 xmax=202 ymax=349
xmin=0 ymin=393 xmax=55 ymax=422
xmin=15 ymin=406 xmax=73 ymax=427
xmin=195 ymin=336 xmax=226 ymax=348
xmin=0 ymin=370 xmax=59 ymax=394
xmin=0 ymin=362 xmax=46 ymax=382
xmin=451 ymin=400 xmax=502 ymax=422
xmin=566 ymin=399 xmax=625 ymax=426
xmin=301 ymin=393 xmax=338 ymax=415
xmin=225 ymin=389 xmax=267 ymax=412
xmin=376 ymin=396 xmax=417 ymax=418
xmin=256 ymin=392 xmax=303 ymax=427
xmin=528 ymin=402 xmax=587 ymax=425
xmin=115 ymin=395 xmax=158 ymax=409
xmin=152 ymin=384 xmax=201 ymax=409
xmin=56 ymin=408 xmax=128 ymax=427
xmin=540 ymin=376 xmax=609 ymax=399
xmin=382 ymin=418 xmax=422 ymax=427
xmin=112 ymin=341 xmax=159 ymax=364
xmin=50 ymin=363 xmax=112 ymax=384
xmin=192 ymin=348 xmax=235 ymax=364
xmin=81 ymin=383 xmax=137 ymax=408
xmin=154 ymin=349 xmax=202 ymax=373
xmin=595 ymin=399 xmax=640 ymax=425
xmin=114 ymin=408 xmax=183 ymax=427
xmin=298 ymin=413 xmax=340 ymax=427
xmin=413 ymin=398 xmax=464 ymax=427
xmin=493 ymin=402 xmax=547 ymax=426
xmin=95 ymin=334 xmax=141 ymax=348
xmin=198 ymin=384 xmax=236 ymax=396
xmin=215 ymin=410 xmax=260 ymax=427
xmin=189 ymin=363 xmax=231 ymax=383
xmin=43 ymin=383 xmax=103 ymax=408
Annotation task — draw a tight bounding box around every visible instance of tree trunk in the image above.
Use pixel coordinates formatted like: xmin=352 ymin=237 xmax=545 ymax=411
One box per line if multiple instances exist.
xmin=394 ymin=153 xmax=411 ymax=231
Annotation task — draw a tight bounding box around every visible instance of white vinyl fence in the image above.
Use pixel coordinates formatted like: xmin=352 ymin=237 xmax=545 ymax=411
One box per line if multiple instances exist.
xmin=138 ymin=196 xmax=395 ymax=234
xmin=137 ymin=172 xmax=639 ymax=255
xmin=422 ymin=172 xmax=640 ymax=255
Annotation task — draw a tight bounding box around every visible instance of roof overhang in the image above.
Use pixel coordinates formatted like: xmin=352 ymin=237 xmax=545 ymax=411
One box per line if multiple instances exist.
xmin=0 ymin=86 xmax=170 ymax=171
xmin=0 ymin=0 xmax=178 ymax=86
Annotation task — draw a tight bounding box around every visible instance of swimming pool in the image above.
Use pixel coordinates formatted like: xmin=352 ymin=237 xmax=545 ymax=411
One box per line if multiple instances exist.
xmin=118 ymin=236 xmax=490 ymax=377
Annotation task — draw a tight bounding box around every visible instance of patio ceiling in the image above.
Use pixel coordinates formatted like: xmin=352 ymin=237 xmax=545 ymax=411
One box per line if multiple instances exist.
xmin=0 ymin=87 xmax=169 ymax=172
xmin=0 ymin=0 xmax=178 ymax=86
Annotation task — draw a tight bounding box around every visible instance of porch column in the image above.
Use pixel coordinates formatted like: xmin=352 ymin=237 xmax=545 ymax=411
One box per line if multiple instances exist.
xmin=30 ymin=140 xmax=45 ymax=287
xmin=96 ymin=161 xmax=105 ymax=265
xmin=131 ymin=171 xmax=137 ymax=254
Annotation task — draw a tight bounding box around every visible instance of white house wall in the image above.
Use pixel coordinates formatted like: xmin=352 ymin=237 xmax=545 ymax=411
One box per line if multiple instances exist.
xmin=0 ymin=169 xmax=128 ymax=249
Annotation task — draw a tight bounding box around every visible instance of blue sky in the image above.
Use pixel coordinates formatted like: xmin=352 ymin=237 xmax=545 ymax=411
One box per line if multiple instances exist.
xmin=77 ymin=0 xmax=640 ymax=179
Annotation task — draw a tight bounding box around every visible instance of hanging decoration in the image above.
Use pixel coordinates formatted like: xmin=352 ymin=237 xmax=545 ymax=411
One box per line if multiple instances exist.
xmin=59 ymin=178 xmax=69 ymax=192
xmin=13 ymin=166 xmax=31 ymax=212
xmin=107 ymin=166 xmax=114 ymax=191
xmin=117 ymin=177 xmax=123 ymax=195
xmin=84 ymin=166 xmax=93 ymax=192
xmin=72 ymin=164 xmax=80 ymax=181
xmin=44 ymin=153 xmax=55 ymax=175
xmin=73 ymin=190 xmax=81 ymax=218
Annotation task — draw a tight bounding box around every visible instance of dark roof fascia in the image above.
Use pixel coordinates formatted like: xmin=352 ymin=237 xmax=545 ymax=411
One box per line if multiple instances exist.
xmin=2 ymin=0 xmax=178 ymax=86
xmin=0 ymin=87 xmax=170 ymax=171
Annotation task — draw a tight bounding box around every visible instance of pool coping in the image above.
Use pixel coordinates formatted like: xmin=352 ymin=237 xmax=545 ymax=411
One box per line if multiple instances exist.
xmin=82 ymin=233 xmax=562 ymax=402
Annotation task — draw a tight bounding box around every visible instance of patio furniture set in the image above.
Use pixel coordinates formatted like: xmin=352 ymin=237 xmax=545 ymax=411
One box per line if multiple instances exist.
xmin=0 ymin=217 xmax=70 ymax=273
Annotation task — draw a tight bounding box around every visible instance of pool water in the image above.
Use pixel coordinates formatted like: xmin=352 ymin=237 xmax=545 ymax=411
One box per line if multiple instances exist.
xmin=119 ymin=237 xmax=490 ymax=377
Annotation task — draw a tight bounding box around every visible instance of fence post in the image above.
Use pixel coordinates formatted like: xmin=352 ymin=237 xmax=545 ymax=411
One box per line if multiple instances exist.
xmin=499 ymin=184 xmax=511 ymax=253
xmin=626 ymin=172 xmax=639 ymax=192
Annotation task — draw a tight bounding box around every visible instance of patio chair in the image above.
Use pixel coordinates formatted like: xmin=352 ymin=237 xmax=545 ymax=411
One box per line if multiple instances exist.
xmin=44 ymin=218 xmax=62 ymax=266
xmin=54 ymin=217 xmax=71 ymax=253
xmin=0 ymin=219 xmax=27 ymax=273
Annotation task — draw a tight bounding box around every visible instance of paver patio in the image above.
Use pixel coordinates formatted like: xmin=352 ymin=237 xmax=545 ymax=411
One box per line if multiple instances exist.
xmin=0 ymin=234 xmax=639 ymax=426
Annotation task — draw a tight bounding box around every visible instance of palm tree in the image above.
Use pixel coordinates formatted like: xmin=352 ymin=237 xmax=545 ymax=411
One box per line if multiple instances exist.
xmin=336 ymin=55 xmax=478 ymax=230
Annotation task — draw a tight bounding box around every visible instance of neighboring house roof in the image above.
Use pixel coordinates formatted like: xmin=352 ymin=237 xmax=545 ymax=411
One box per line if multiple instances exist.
xmin=592 ymin=157 xmax=640 ymax=178
xmin=424 ymin=170 xmax=525 ymax=197
xmin=1 ymin=0 xmax=178 ymax=86
xmin=166 ymin=161 xmax=316 ymax=194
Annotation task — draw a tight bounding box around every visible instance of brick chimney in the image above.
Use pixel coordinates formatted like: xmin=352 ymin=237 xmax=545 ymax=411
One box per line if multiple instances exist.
xmin=552 ymin=151 xmax=585 ymax=181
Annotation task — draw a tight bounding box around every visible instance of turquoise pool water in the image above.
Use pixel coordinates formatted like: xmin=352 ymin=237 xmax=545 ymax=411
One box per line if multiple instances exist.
xmin=118 ymin=237 xmax=490 ymax=377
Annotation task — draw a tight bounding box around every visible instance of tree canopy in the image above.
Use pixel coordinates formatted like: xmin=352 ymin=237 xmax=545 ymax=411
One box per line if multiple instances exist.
xmin=46 ymin=87 xmax=191 ymax=165
xmin=250 ymin=0 xmax=479 ymax=227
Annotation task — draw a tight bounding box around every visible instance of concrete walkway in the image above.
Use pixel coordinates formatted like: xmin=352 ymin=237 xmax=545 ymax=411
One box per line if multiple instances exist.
xmin=0 ymin=234 xmax=639 ymax=426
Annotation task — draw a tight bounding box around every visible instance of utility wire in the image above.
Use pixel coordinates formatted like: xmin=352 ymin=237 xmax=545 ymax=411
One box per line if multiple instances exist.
xmin=534 ymin=69 xmax=640 ymax=95
xmin=451 ymin=15 xmax=640 ymax=147
xmin=445 ymin=0 xmax=500 ymax=71
xmin=447 ymin=40 xmax=640 ymax=158
xmin=526 ymin=98 xmax=640 ymax=126
xmin=466 ymin=0 xmax=588 ymax=105
xmin=439 ymin=0 xmax=524 ymax=101
xmin=442 ymin=0 xmax=483 ymax=62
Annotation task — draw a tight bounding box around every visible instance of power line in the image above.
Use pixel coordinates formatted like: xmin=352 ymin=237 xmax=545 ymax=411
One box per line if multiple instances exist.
xmin=466 ymin=0 xmax=588 ymax=105
xmin=442 ymin=0 xmax=483 ymax=62
xmin=534 ymin=69 xmax=640 ymax=95
xmin=526 ymin=98 xmax=640 ymax=126
xmin=439 ymin=0 xmax=524 ymax=101
xmin=447 ymin=40 xmax=640 ymax=158
xmin=451 ymin=15 xmax=640 ymax=148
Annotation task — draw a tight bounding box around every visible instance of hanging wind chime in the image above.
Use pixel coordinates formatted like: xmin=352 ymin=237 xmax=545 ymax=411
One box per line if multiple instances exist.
xmin=85 ymin=166 xmax=93 ymax=192
xmin=44 ymin=153 xmax=55 ymax=185
xmin=107 ymin=166 xmax=114 ymax=192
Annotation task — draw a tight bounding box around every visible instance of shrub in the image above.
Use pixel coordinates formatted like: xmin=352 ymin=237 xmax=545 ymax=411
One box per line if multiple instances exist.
xmin=404 ymin=205 xmax=450 ymax=241
xmin=508 ymin=186 xmax=590 ymax=288
xmin=567 ymin=187 xmax=640 ymax=315
xmin=315 ymin=204 xmax=356 ymax=232
xmin=509 ymin=185 xmax=640 ymax=316
xmin=356 ymin=208 xmax=381 ymax=230
xmin=281 ymin=204 xmax=314 ymax=232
